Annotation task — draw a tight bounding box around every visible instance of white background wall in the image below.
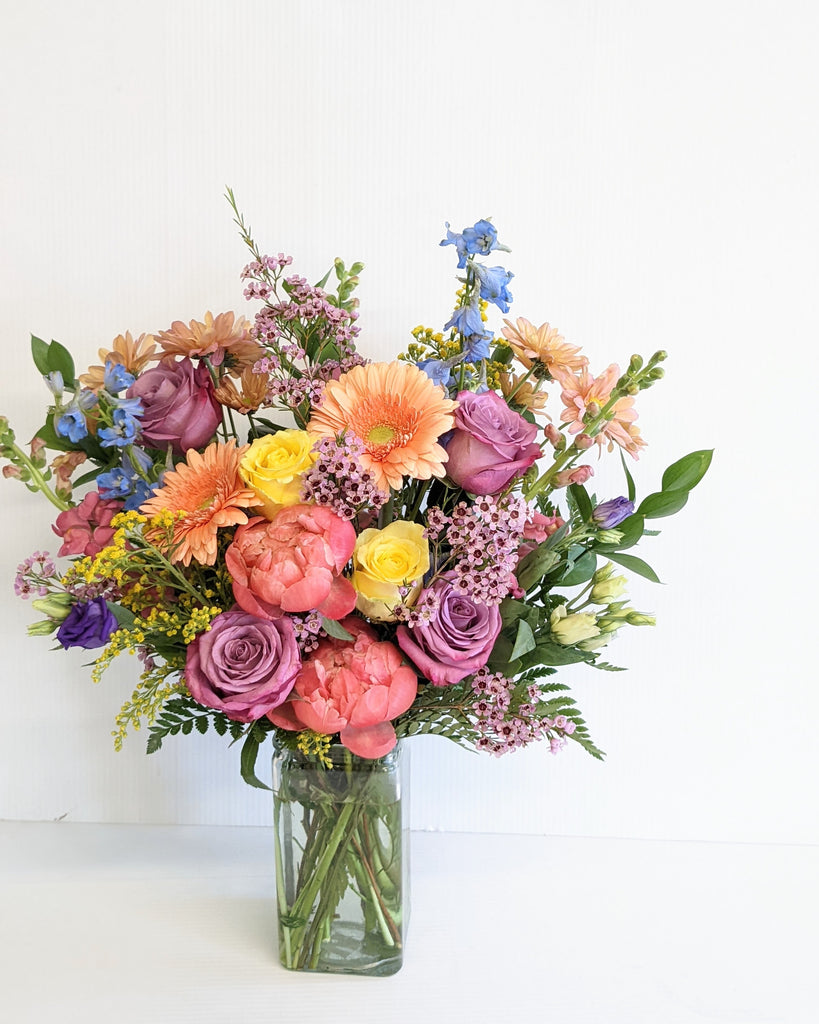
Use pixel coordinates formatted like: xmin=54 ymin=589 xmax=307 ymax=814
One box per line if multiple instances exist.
xmin=1 ymin=0 xmax=816 ymax=844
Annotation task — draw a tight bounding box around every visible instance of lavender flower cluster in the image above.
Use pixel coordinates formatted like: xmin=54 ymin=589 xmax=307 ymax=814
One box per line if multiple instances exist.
xmin=446 ymin=494 xmax=532 ymax=605
xmin=300 ymin=435 xmax=388 ymax=521
xmin=471 ymin=669 xmax=577 ymax=756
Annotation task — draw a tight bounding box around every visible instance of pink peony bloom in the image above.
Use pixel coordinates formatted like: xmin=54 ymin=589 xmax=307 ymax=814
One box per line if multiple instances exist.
xmin=52 ymin=491 xmax=124 ymax=557
xmin=268 ymin=617 xmax=418 ymax=758
xmin=225 ymin=504 xmax=357 ymax=621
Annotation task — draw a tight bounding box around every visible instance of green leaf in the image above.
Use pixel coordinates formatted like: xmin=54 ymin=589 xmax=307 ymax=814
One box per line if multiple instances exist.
xmin=106 ymin=602 xmax=137 ymax=629
xmin=240 ymin=732 xmax=271 ymax=790
xmin=509 ymin=619 xmax=537 ymax=661
xmin=568 ymin=483 xmax=593 ymax=521
xmin=559 ymin=550 xmax=597 ymax=586
xmin=320 ymin=616 xmax=355 ymax=641
xmin=31 ymin=335 xmax=51 ymax=375
xmin=46 ymin=340 xmax=76 ymax=385
xmin=213 ymin=716 xmax=227 ymax=736
xmin=315 ymin=267 xmax=333 ymax=290
xmin=146 ymin=734 xmax=163 ymax=754
xmin=516 ymin=541 xmax=559 ymax=591
xmin=606 ymin=551 xmax=662 ymax=583
xmin=620 ymin=451 xmax=636 ymax=503
xmin=637 ymin=489 xmax=690 ymax=519
xmin=661 ymin=449 xmax=713 ymax=493
xmin=499 ymin=598 xmax=530 ymax=628
xmin=194 ymin=716 xmax=208 ymax=735
xmin=525 ymin=642 xmax=590 ymax=667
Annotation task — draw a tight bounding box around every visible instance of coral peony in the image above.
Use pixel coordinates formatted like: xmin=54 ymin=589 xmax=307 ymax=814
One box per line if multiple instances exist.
xmin=225 ymin=504 xmax=357 ymax=620
xmin=267 ymin=617 xmax=417 ymax=758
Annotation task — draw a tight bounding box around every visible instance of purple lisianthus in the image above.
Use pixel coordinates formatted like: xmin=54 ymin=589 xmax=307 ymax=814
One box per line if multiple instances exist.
xmin=591 ymin=497 xmax=635 ymax=529
xmin=445 ymin=390 xmax=541 ymax=494
xmin=56 ymin=597 xmax=118 ymax=650
xmin=127 ymin=357 xmax=220 ymax=454
xmin=184 ymin=609 xmax=301 ymax=723
xmin=396 ymin=576 xmax=502 ymax=687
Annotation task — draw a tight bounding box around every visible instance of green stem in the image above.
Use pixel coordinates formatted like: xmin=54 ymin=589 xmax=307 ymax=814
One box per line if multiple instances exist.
xmin=2 ymin=440 xmax=70 ymax=511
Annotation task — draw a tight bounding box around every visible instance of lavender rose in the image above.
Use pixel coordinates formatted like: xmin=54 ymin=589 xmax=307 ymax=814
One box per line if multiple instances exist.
xmin=127 ymin=357 xmax=220 ymax=454
xmin=56 ymin=597 xmax=118 ymax=650
xmin=395 ymin=576 xmax=502 ymax=686
xmin=184 ymin=609 xmax=300 ymax=722
xmin=445 ymin=390 xmax=541 ymax=494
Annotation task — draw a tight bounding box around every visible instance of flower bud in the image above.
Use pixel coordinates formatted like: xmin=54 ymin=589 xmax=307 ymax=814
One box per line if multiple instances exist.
xmin=626 ymin=611 xmax=656 ymax=626
xmin=629 ymin=354 xmax=643 ymax=372
xmin=596 ymin=529 xmax=623 ymax=544
xmin=553 ymin=465 xmax=594 ymax=488
xmin=575 ymin=433 xmax=594 ymax=450
xmin=31 ymin=593 xmax=73 ymax=621
xmin=590 ymin=573 xmax=628 ymax=605
xmin=27 ymin=619 xmax=59 ymax=637
xmin=591 ymin=496 xmax=634 ymax=529
xmin=543 ymin=424 xmax=564 ymax=449
xmin=550 ymin=606 xmax=600 ymax=645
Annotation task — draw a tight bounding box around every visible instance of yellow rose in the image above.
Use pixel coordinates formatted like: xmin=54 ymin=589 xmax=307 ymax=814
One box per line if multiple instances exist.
xmin=352 ymin=521 xmax=430 ymax=622
xmin=239 ymin=430 xmax=317 ymax=520
xmin=549 ymin=606 xmax=601 ymax=645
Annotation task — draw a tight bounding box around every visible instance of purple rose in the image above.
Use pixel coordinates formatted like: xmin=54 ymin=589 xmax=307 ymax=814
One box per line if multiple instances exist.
xmin=395 ymin=576 xmax=502 ymax=687
xmin=184 ymin=609 xmax=300 ymax=723
xmin=445 ymin=390 xmax=541 ymax=494
xmin=56 ymin=597 xmax=118 ymax=650
xmin=127 ymin=357 xmax=220 ymax=454
xmin=591 ymin=497 xmax=635 ymax=529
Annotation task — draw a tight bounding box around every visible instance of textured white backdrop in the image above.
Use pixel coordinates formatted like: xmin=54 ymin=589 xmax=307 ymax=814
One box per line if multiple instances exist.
xmin=1 ymin=0 xmax=816 ymax=843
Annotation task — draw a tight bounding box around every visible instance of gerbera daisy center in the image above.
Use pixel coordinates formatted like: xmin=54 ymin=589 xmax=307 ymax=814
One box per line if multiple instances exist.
xmin=367 ymin=424 xmax=397 ymax=446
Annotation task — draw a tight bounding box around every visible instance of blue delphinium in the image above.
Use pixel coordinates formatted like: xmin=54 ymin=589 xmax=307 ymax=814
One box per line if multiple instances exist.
xmin=98 ymin=448 xmax=156 ymax=510
xmin=99 ymin=408 xmax=141 ymax=448
xmin=440 ymin=219 xmax=510 ymax=268
xmin=473 ymin=264 xmax=514 ymax=313
xmin=444 ymin=301 xmax=487 ymax=339
xmin=103 ymin=359 xmax=136 ymax=394
xmin=417 ymin=359 xmax=453 ymax=387
xmin=56 ymin=402 xmax=88 ymax=443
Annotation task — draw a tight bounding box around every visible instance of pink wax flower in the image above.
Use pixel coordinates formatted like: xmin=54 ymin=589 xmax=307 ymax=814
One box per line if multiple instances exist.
xmin=225 ymin=504 xmax=357 ymax=621
xmin=184 ymin=609 xmax=300 ymax=723
xmin=52 ymin=491 xmax=124 ymax=557
xmin=268 ymin=617 xmax=418 ymax=758
xmin=445 ymin=390 xmax=541 ymax=494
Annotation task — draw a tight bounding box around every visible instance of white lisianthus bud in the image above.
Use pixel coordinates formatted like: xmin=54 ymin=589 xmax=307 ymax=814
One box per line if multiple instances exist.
xmin=550 ymin=605 xmax=601 ymax=645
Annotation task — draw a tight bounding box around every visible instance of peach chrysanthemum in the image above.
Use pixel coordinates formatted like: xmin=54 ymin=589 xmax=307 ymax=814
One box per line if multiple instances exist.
xmin=499 ymin=370 xmax=549 ymax=414
xmin=501 ymin=318 xmax=587 ymax=377
xmin=213 ymin=367 xmax=269 ymax=414
xmin=79 ymin=332 xmax=158 ymax=391
xmin=156 ymin=311 xmax=263 ymax=376
xmin=554 ymin=364 xmax=646 ymax=460
xmin=307 ymin=362 xmax=458 ymax=492
xmin=140 ymin=441 xmax=258 ymax=565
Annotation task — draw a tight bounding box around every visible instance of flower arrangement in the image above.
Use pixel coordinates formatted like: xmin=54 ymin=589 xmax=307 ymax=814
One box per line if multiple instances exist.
xmin=1 ymin=196 xmax=710 ymax=973
xmin=1 ymin=197 xmax=710 ymax=780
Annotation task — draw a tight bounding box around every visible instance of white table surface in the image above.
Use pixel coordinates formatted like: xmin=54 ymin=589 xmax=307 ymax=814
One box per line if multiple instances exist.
xmin=0 ymin=821 xmax=815 ymax=1024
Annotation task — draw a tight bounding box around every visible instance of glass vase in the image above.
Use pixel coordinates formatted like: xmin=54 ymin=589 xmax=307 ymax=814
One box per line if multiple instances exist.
xmin=272 ymin=740 xmax=409 ymax=976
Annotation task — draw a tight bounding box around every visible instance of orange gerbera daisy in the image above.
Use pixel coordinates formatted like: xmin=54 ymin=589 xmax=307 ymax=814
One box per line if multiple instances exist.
xmin=554 ymin=364 xmax=646 ymax=460
xmin=79 ymin=332 xmax=158 ymax=390
xmin=308 ymin=362 xmax=457 ymax=492
xmin=156 ymin=311 xmax=263 ymax=376
xmin=501 ymin=318 xmax=587 ymax=377
xmin=140 ymin=441 xmax=258 ymax=565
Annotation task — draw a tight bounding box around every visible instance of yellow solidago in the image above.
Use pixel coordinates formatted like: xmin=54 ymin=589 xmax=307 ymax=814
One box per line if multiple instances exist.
xmin=112 ymin=667 xmax=184 ymax=751
xmin=296 ymin=730 xmax=333 ymax=768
